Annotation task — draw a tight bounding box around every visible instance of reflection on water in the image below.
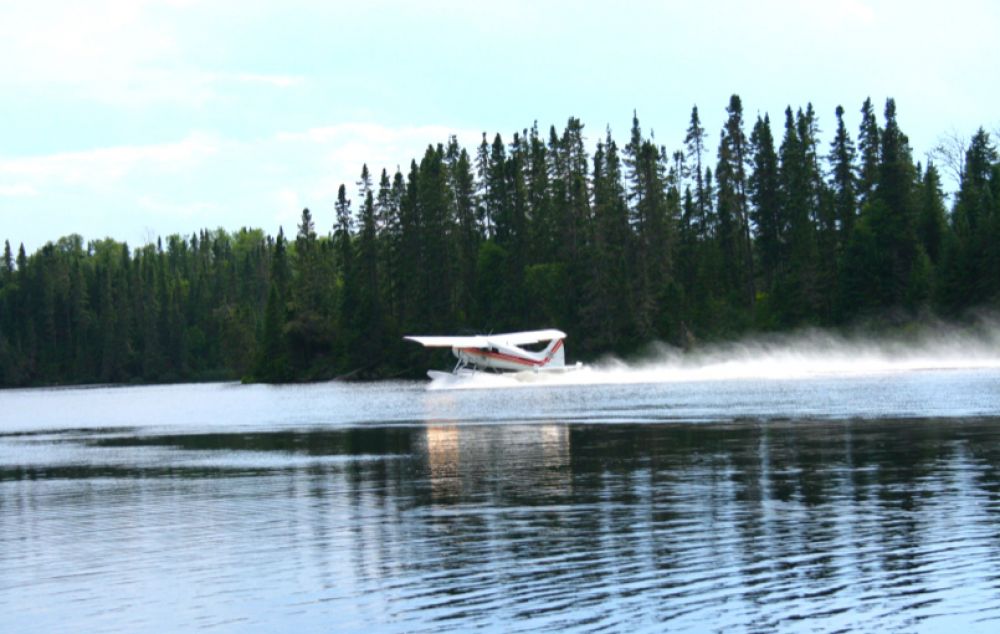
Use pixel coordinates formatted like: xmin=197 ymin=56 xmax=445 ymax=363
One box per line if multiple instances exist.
xmin=421 ymin=423 xmax=571 ymax=505
xmin=4 ymin=415 xmax=1000 ymax=632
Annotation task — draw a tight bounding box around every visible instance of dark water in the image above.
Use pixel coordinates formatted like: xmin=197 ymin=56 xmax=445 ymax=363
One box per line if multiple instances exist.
xmin=3 ymin=369 xmax=1000 ymax=632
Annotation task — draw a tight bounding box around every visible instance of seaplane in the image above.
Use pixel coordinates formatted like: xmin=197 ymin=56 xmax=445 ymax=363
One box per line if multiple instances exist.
xmin=404 ymin=328 xmax=583 ymax=381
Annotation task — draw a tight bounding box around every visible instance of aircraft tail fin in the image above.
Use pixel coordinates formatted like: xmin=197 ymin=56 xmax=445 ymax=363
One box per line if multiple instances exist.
xmin=541 ymin=336 xmax=565 ymax=368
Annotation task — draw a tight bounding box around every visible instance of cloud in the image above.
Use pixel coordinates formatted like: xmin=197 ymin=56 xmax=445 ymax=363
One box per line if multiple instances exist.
xmin=271 ymin=122 xmax=483 ymax=208
xmin=817 ymin=0 xmax=876 ymax=25
xmin=0 ymin=1 xmax=303 ymax=107
xmin=0 ymin=134 xmax=220 ymax=190
xmin=0 ymin=184 xmax=38 ymax=197
xmin=1 ymin=121 xmax=490 ymax=251
xmin=0 ymin=1 xmax=176 ymax=84
xmin=138 ymin=195 xmax=219 ymax=218
xmin=233 ymin=73 xmax=305 ymax=89
xmin=275 ymin=123 xmax=474 ymax=145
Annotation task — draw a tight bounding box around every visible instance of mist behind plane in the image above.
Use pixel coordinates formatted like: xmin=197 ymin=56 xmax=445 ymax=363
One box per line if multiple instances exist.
xmin=429 ymin=320 xmax=1000 ymax=390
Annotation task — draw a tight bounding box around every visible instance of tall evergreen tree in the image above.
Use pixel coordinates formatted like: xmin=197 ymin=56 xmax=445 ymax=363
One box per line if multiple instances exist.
xmin=720 ymin=95 xmax=755 ymax=307
xmin=916 ymin=162 xmax=949 ymax=267
xmin=829 ymin=105 xmax=858 ymax=242
xmin=2 ymin=240 xmax=12 ymax=278
xmin=877 ymin=98 xmax=925 ymax=306
xmin=775 ymin=107 xmax=820 ymax=324
xmin=944 ymin=128 xmax=999 ymax=306
xmin=584 ymin=130 xmax=635 ymax=348
xmin=857 ymin=97 xmax=881 ymax=207
xmin=351 ymin=188 xmax=384 ymax=372
xmin=684 ymin=106 xmax=708 ymax=233
xmin=486 ymin=134 xmax=510 ymax=244
xmin=716 ymin=95 xmax=754 ymax=308
xmin=415 ymin=145 xmax=455 ymax=331
xmin=526 ymin=122 xmax=554 ymax=262
xmin=334 ymin=184 xmax=357 ymax=342
xmin=749 ymin=114 xmax=781 ymax=296
xmin=448 ymin=142 xmax=479 ymax=320
xmin=623 ymin=113 xmax=674 ymax=337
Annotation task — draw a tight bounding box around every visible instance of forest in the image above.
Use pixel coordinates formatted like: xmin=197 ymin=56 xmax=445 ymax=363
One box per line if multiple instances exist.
xmin=1 ymin=96 xmax=998 ymax=386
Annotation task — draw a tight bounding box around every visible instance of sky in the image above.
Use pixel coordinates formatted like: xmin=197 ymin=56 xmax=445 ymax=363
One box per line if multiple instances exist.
xmin=2 ymin=0 xmax=999 ymax=253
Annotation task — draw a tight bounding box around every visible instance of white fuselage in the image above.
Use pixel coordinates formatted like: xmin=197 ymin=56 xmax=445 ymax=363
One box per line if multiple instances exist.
xmin=453 ymin=338 xmax=564 ymax=372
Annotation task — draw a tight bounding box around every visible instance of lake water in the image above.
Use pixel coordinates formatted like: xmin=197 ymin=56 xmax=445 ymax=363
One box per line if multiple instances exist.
xmin=3 ymin=350 xmax=1000 ymax=632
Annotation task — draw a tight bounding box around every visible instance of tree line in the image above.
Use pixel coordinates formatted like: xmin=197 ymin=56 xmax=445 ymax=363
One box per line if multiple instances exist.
xmin=1 ymin=96 xmax=998 ymax=385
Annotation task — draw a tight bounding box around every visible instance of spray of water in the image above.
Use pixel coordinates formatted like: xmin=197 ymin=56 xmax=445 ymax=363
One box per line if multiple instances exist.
xmin=427 ymin=316 xmax=1000 ymax=390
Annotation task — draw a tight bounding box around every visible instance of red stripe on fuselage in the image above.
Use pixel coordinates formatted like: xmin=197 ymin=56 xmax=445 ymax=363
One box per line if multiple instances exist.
xmin=458 ymin=338 xmax=563 ymax=367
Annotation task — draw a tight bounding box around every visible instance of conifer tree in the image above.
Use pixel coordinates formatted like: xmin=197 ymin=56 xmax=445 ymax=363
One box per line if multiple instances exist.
xmin=560 ymin=118 xmax=590 ymax=266
xmin=876 ymin=98 xmax=924 ymax=306
xmin=776 ymin=107 xmax=820 ymax=324
xmin=584 ymin=130 xmax=635 ymax=348
xmin=829 ymin=105 xmax=858 ymax=242
xmin=720 ymin=95 xmax=755 ymax=306
xmin=475 ymin=133 xmax=492 ymax=236
xmin=716 ymin=95 xmax=754 ymax=308
xmin=375 ymin=168 xmax=395 ymax=311
xmin=716 ymin=131 xmax=742 ymax=297
xmin=750 ymin=115 xmax=781 ymax=295
xmin=350 ymin=188 xmax=383 ymax=372
xmin=448 ymin=142 xmax=479 ymax=319
xmin=415 ymin=145 xmax=455 ymax=331
xmin=944 ymin=128 xmax=999 ymax=306
xmin=916 ymin=162 xmax=948 ymax=267
xmin=334 ymin=183 xmax=356 ymax=323
xmin=858 ymin=97 xmax=881 ymax=206
xmin=684 ymin=106 xmax=708 ymax=232
xmin=525 ymin=123 xmax=553 ymax=262
xmin=504 ymin=133 xmax=529 ymax=327
xmin=2 ymin=240 xmax=12 ymax=278
xmin=486 ymin=134 xmax=509 ymax=244
xmin=256 ymin=283 xmax=289 ymax=381
xmin=624 ymin=113 xmax=673 ymax=337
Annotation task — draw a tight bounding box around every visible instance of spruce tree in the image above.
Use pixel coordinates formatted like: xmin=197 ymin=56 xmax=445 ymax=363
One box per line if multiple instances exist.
xmin=876 ymin=98 xmax=923 ymax=306
xmin=775 ymin=107 xmax=820 ymax=324
xmin=256 ymin=283 xmax=289 ymax=381
xmin=716 ymin=95 xmax=754 ymax=308
xmin=858 ymin=97 xmax=881 ymax=207
xmin=350 ymin=189 xmax=383 ymax=373
xmin=2 ymin=240 xmax=12 ymax=278
xmin=526 ymin=123 xmax=555 ymax=262
xmin=720 ymin=94 xmax=755 ymax=307
xmin=916 ymin=162 xmax=948 ymax=266
xmin=684 ymin=106 xmax=708 ymax=231
xmin=449 ymin=144 xmax=479 ymax=320
xmin=487 ymin=134 xmax=510 ymax=244
xmin=829 ymin=105 xmax=858 ymax=242
xmin=749 ymin=115 xmax=781 ymax=296
xmin=947 ymin=128 xmax=999 ymax=305
xmin=334 ymin=183 xmax=357 ymax=340
xmin=415 ymin=146 xmax=455 ymax=331
xmin=585 ymin=130 xmax=635 ymax=348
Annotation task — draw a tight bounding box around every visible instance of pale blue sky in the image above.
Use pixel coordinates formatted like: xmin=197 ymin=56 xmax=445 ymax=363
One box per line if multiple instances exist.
xmin=2 ymin=0 xmax=998 ymax=253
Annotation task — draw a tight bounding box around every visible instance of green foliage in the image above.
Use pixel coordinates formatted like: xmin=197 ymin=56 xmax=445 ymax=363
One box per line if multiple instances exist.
xmin=2 ymin=97 xmax=998 ymax=386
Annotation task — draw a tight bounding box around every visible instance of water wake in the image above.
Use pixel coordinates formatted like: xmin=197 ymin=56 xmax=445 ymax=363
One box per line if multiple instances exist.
xmin=428 ymin=319 xmax=1000 ymax=390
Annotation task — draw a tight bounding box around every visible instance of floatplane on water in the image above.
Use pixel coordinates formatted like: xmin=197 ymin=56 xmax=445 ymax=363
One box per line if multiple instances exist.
xmin=404 ymin=329 xmax=584 ymax=381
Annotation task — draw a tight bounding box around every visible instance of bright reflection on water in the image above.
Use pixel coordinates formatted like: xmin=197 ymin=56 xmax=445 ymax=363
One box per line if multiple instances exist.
xmin=2 ymin=369 xmax=1000 ymax=632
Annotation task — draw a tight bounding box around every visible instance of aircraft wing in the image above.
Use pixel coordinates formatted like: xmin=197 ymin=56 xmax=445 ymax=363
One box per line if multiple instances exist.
xmin=404 ymin=329 xmax=565 ymax=349
xmin=487 ymin=329 xmax=566 ymax=346
xmin=404 ymin=335 xmax=491 ymax=348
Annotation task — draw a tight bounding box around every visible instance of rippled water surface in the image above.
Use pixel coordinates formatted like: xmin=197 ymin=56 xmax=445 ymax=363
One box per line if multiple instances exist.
xmin=3 ymin=367 xmax=1000 ymax=632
